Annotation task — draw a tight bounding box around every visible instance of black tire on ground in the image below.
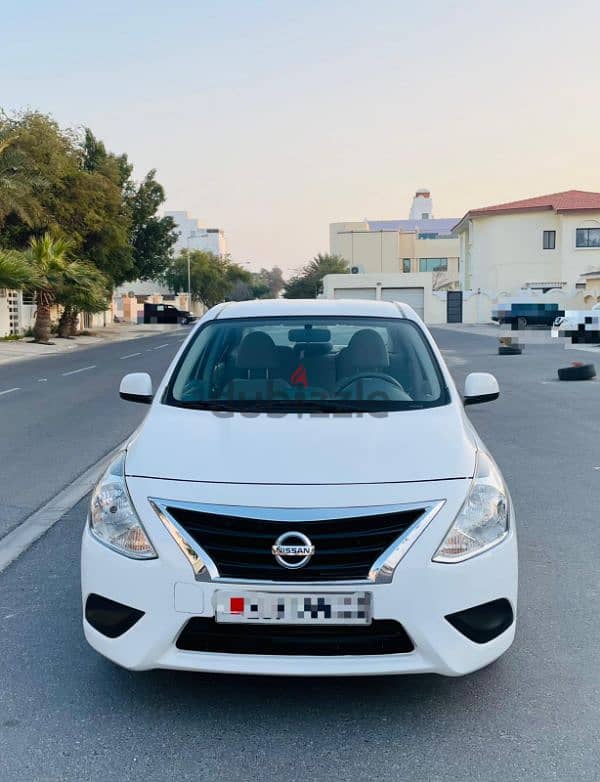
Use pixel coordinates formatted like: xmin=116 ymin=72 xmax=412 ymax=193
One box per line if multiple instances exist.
xmin=498 ymin=346 xmax=523 ymax=355
xmin=557 ymin=364 xmax=596 ymax=381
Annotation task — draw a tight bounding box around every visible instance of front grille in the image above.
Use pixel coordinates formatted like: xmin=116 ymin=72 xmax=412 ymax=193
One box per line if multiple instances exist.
xmin=176 ymin=618 xmax=414 ymax=655
xmin=166 ymin=505 xmax=424 ymax=582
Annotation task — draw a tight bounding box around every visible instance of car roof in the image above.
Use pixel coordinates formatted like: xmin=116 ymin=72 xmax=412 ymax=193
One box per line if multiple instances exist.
xmin=209 ymin=298 xmax=414 ymax=320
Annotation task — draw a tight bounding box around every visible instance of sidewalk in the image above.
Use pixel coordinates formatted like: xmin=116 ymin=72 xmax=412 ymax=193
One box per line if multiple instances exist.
xmin=0 ymin=323 xmax=188 ymax=365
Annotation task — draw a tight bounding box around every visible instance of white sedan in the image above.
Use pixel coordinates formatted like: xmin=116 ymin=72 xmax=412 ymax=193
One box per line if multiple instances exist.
xmin=81 ymin=298 xmax=517 ymax=677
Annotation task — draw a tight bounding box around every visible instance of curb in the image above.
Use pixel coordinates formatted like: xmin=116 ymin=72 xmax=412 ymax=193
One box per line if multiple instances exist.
xmin=0 ymin=440 xmax=127 ymax=574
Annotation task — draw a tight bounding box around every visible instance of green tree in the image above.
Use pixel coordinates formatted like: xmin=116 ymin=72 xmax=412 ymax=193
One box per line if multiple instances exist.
xmin=0 ymin=129 xmax=45 ymax=230
xmin=0 ymin=113 xmax=175 ymax=287
xmin=283 ymin=253 xmax=349 ymax=299
xmin=164 ymin=251 xmax=251 ymax=309
xmin=127 ymin=170 xmax=178 ymax=280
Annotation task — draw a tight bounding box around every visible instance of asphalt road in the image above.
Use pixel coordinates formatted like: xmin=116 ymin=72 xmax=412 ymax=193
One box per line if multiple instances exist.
xmin=0 ymin=328 xmax=598 ymax=781
xmin=0 ymin=330 xmax=188 ymax=539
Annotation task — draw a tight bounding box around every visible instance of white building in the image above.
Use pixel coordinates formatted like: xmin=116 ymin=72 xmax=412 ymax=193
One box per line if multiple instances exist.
xmin=165 ymin=211 xmax=227 ymax=257
xmin=330 ymin=189 xmax=460 ymax=287
xmin=453 ymin=190 xmax=600 ymax=294
xmin=409 ymin=188 xmax=434 ymax=220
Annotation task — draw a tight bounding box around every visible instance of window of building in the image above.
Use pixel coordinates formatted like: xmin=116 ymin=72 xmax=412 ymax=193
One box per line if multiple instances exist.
xmin=576 ymin=228 xmax=600 ymax=248
xmin=418 ymin=232 xmax=438 ymax=239
xmin=419 ymin=258 xmax=448 ymax=272
xmin=402 ymin=258 xmax=411 ymax=273
xmin=543 ymin=230 xmax=556 ymax=250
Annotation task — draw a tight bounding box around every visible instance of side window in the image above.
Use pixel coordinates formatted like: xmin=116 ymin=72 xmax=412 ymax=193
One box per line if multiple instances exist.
xmin=543 ymin=230 xmax=556 ymax=250
xmin=402 ymin=258 xmax=411 ymax=273
xmin=576 ymin=228 xmax=600 ymax=248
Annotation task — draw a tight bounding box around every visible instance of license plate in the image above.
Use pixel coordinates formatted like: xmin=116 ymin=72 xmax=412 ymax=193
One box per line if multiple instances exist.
xmin=214 ymin=591 xmax=372 ymax=625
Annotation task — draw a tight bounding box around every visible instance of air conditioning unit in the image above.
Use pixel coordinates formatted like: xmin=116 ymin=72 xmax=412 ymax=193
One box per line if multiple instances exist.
xmin=351 ymin=265 xmax=365 ymax=274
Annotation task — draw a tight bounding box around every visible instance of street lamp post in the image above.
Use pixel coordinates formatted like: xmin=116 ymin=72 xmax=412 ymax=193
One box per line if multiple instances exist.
xmin=186 ymin=232 xmax=194 ymax=312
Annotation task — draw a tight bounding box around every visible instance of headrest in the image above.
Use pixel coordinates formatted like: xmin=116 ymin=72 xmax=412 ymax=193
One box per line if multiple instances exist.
xmin=345 ymin=329 xmax=389 ymax=370
xmin=293 ymin=342 xmax=332 ymax=358
xmin=236 ymin=332 xmax=279 ymax=370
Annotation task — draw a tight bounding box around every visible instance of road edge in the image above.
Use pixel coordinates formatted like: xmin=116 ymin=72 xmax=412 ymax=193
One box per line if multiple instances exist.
xmin=0 ymin=441 xmax=126 ymax=574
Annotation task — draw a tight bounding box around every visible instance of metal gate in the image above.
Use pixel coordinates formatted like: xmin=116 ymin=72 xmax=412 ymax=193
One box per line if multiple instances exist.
xmin=446 ymin=290 xmax=463 ymax=323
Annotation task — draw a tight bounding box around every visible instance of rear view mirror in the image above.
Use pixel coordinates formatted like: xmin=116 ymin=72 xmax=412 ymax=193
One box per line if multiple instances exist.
xmin=120 ymin=372 xmax=153 ymax=404
xmin=464 ymin=372 xmax=499 ymax=406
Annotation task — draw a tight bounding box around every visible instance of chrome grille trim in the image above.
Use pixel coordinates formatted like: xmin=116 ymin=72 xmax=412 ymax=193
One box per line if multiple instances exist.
xmin=149 ymin=498 xmax=445 ymax=585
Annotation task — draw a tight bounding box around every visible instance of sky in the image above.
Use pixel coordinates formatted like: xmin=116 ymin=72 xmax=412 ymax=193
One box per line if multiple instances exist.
xmin=2 ymin=0 xmax=599 ymax=272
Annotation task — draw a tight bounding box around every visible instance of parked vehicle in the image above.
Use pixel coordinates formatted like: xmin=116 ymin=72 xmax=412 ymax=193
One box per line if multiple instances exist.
xmin=143 ymin=302 xmax=196 ymax=325
xmin=492 ymin=302 xmax=564 ymax=330
xmin=82 ymin=298 xmax=517 ymax=677
xmin=552 ymin=303 xmax=600 ymax=343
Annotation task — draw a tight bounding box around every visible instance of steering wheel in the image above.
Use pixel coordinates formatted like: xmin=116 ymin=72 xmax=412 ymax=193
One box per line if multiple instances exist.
xmin=334 ymin=372 xmax=411 ymax=400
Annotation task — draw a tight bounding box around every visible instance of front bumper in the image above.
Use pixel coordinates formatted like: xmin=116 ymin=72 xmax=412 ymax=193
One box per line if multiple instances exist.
xmin=81 ymin=477 xmax=518 ymax=677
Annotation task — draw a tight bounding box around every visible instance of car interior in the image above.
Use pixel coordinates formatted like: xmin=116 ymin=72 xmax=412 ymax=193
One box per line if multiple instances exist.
xmin=172 ymin=319 xmax=444 ymax=406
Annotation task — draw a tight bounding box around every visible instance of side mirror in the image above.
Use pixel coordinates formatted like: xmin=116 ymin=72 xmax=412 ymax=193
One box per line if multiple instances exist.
xmin=120 ymin=372 xmax=153 ymax=404
xmin=464 ymin=372 xmax=499 ymax=406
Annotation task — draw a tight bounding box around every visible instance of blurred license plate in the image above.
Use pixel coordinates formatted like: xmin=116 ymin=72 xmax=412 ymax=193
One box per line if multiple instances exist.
xmin=214 ymin=591 xmax=371 ymax=625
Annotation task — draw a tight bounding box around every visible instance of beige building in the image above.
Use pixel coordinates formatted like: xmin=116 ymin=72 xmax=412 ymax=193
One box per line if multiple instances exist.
xmin=454 ymin=190 xmax=600 ymax=294
xmin=330 ymin=190 xmax=460 ymax=290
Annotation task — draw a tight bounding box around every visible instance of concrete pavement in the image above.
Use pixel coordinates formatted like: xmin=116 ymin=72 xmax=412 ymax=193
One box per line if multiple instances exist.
xmin=0 ymin=328 xmax=188 ymax=539
xmin=0 ymin=327 xmax=598 ymax=781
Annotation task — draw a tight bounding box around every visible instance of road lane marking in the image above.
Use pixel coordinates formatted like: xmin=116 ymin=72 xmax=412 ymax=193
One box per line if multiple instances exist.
xmin=0 ymin=387 xmax=20 ymax=396
xmin=62 ymin=365 xmax=96 ymax=376
xmin=154 ymin=343 xmax=168 ymax=349
xmin=0 ymin=439 xmax=127 ymax=574
xmin=120 ymin=352 xmax=142 ymax=359
xmin=37 ymin=378 xmax=48 ymax=382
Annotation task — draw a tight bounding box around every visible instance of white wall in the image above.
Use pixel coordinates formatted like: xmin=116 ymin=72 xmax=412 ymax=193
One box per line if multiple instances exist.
xmin=459 ymin=210 xmax=600 ymax=293
xmin=0 ymin=295 xmax=11 ymax=337
xmin=322 ymin=272 xmax=438 ymax=321
xmin=322 ymin=273 xmax=587 ymax=325
xmin=558 ymin=213 xmax=600 ymax=286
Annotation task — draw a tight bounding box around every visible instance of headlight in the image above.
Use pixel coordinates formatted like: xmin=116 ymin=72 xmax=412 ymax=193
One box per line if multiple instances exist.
xmin=433 ymin=451 xmax=509 ymax=563
xmin=89 ymin=453 xmax=157 ymax=559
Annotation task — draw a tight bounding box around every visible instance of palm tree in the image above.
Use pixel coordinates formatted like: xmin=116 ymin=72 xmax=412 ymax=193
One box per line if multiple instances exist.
xmin=0 ymin=250 xmax=33 ymax=290
xmin=56 ymin=262 xmax=109 ymax=338
xmin=23 ymin=234 xmax=72 ymax=344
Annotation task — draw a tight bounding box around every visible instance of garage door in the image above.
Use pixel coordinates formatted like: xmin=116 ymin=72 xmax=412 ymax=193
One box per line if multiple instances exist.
xmin=333 ymin=288 xmax=377 ymax=300
xmin=381 ymin=287 xmax=424 ymax=320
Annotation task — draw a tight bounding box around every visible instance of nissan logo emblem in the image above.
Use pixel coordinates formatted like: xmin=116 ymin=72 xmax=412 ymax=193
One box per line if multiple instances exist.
xmin=272 ymin=531 xmax=315 ymax=569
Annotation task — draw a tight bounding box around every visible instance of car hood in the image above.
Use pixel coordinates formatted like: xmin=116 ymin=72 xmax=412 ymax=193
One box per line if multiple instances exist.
xmin=125 ymin=403 xmax=476 ymax=485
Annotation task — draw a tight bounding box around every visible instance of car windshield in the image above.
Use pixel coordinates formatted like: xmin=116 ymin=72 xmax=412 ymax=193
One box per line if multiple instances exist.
xmin=165 ymin=316 xmax=448 ymax=413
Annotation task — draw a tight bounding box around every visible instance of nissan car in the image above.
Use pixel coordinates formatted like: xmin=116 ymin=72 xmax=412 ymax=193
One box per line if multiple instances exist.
xmin=81 ymin=298 xmax=517 ymax=676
